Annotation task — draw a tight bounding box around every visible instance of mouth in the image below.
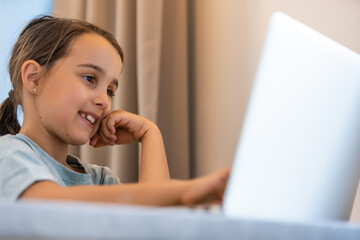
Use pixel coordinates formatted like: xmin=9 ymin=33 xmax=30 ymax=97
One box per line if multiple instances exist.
xmin=79 ymin=111 xmax=97 ymax=127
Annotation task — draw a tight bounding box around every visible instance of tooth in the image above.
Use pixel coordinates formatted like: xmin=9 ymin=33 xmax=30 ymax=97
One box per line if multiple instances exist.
xmin=80 ymin=113 xmax=86 ymax=117
xmin=87 ymin=115 xmax=95 ymax=124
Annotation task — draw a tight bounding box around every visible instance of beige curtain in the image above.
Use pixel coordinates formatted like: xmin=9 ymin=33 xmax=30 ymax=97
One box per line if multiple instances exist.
xmin=53 ymin=0 xmax=190 ymax=182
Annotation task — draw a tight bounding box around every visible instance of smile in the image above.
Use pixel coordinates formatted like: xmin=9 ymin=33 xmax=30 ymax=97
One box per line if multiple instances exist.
xmin=79 ymin=112 xmax=96 ymax=125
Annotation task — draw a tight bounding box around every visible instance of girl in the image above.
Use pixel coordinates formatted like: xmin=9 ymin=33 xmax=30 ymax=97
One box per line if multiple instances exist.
xmin=0 ymin=15 xmax=230 ymax=206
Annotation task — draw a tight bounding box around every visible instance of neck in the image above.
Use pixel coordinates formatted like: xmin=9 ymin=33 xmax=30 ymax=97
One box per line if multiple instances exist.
xmin=20 ymin=126 xmax=69 ymax=166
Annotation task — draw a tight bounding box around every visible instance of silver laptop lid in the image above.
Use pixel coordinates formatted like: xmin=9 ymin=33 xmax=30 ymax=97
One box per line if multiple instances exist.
xmin=223 ymin=12 xmax=360 ymax=221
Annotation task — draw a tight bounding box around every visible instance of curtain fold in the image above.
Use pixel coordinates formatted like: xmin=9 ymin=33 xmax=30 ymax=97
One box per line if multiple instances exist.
xmin=53 ymin=0 xmax=190 ymax=182
xmin=136 ymin=0 xmax=163 ymax=123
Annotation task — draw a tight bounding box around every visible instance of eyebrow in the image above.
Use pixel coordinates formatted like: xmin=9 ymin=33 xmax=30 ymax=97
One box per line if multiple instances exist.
xmin=77 ymin=63 xmax=105 ymax=74
xmin=77 ymin=63 xmax=119 ymax=89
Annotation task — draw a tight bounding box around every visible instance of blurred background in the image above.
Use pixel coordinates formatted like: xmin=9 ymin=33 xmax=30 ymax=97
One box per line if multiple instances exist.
xmin=1 ymin=0 xmax=360 ymax=182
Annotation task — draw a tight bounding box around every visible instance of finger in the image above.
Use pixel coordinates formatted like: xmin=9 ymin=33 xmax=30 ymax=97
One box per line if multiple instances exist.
xmin=106 ymin=115 xmax=120 ymax=135
xmin=93 ymin=140 xmax=107 ymax=148
xmin=212 ymin=168 xmax=231 ymax=199
xmin=89 ymin=134 xmax=107 ymax=148
xmin=98 ymin=128 xmax=115 ymax=146
xmin=89 ymin=134 xmax=99 ymax=146
xmin=100 ymin=117 xmax=117 ymax=142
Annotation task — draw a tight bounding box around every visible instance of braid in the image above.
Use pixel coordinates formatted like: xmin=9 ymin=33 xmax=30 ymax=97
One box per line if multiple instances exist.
xmin=0 ymin=90 xmax=21 ymax=136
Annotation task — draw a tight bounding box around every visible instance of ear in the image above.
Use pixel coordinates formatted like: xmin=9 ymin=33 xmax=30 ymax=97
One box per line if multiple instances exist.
xmin=21 ymin=60 xmax=42 ymax=94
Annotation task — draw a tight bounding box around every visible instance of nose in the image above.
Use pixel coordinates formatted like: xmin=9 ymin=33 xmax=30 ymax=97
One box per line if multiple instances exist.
xmin=93 ymin=89 xmax=110 ymax=110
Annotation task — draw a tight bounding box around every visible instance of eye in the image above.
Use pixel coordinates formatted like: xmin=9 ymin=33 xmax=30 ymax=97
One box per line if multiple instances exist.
xmin=83 ymin=75 xmax=95 ymax=84
xmin=107 ymin=88 xmax=116 ymax=98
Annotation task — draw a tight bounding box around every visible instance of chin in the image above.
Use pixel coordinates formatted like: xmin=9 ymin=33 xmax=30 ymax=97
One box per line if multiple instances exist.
xmin=71 ymin=140 xmax=89 ymax=146
xmin=66 ymin=134 xmax=91 ymax=146
xmin=68 ymin=140 xmax=89 ymax=146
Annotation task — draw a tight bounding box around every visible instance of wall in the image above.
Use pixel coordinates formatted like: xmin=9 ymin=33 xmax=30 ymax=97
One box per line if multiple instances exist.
xmin=0 ymin=0 xmax=53 ymax=123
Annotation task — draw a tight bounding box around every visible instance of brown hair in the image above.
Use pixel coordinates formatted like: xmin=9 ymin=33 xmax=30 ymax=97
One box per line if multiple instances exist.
xmin=0 ymin=15 xmax=124 ymax=136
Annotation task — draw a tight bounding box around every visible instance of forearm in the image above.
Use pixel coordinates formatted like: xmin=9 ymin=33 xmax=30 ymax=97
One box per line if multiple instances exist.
xmin=90 ymin=110 xmax=170 ymax=182
xmin=20 ymin=168 xmax=230 ymax=206
xmin=20 ymin=180 xmax=186 ymax=206
xmin=139 ymin=125 xmax=170 ymax=182
xmin=92 ymin=181 xmax=185 ymax=205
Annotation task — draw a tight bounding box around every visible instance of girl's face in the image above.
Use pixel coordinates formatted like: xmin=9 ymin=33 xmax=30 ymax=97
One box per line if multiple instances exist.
xmin=35 ymin=33 xmax=122 ymax=145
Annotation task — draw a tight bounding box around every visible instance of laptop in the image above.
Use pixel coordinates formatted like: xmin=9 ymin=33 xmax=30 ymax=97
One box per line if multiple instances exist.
xmin=222 ymin=11 xmax=360 ymax=222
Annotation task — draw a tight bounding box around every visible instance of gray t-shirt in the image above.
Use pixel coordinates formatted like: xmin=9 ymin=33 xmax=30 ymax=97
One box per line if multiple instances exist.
xmin=0 ymin=134 xmax=120 ymax=202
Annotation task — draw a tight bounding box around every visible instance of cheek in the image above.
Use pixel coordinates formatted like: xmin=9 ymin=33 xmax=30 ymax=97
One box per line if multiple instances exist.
xmin=90 ymin=126 xmax=99 ymax=138
xmin=103 ymin=104 xmax=112 ymax=117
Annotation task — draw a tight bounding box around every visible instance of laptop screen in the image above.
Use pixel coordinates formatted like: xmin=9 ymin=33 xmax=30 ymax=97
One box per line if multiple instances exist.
xmin=223 ymin=11 xmax=360 ymax=222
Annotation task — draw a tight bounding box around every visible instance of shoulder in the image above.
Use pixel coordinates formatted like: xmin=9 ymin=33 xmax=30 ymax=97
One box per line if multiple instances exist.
xmin=0 ymin=134 xmax=38 ymax=159
xmin=0 ymin=134 xmax=31 ymax=148
xmin=0 ymin=133 xmax=55 ymax=172
xmin=0 ymin=134 xmax=57 ymax=201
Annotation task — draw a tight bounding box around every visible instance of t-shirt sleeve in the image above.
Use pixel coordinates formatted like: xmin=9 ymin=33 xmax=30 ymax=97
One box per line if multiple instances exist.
xmin=101 ymin=166 xmax=121 ymax=185
xmin=0 ymin=147 xmax=57 ymax=202
xmin=81 ymin=161 xmax=121 ymax=185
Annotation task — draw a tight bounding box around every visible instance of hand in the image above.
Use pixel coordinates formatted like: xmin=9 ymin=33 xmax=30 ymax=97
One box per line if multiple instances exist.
xmin=181 ymin=168 xmax=231 ymax=205
xmin=90 ymin=110 xmax=155 ymax=148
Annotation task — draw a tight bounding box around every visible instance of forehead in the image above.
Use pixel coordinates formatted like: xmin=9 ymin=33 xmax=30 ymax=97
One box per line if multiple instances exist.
xmin=66 ymin=33 xmax=122 ymax=77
